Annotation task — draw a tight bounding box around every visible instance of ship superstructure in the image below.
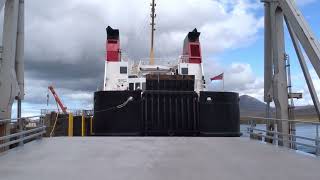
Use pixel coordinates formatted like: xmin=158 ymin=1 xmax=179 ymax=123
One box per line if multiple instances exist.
xmin=103 ymin=27 xmax=205 ymax=93
xmin=93 ymin=26 xmax=240 ymax=136
xmin=92 ymin=0 xmax=241 ymax=137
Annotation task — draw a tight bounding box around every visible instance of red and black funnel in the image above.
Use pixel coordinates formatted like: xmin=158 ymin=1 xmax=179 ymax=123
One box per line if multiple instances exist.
xmin=187 ymin=28 xmax=201 ymax=42
xmin=106 ymin=26 xmax=119 ymax=40
xmin=183 ymin=28 xmax=202 ymax=64
xmin=106 ymin=26 xmax=120 ymax=62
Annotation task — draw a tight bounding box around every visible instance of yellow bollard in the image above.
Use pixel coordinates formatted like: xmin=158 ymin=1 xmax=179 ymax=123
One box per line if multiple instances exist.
xmin=68 ymin=113 xmax=73 ymax=137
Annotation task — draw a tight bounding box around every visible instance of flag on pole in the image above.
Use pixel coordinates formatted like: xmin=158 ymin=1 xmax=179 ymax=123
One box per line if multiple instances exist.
xmin=210 ymin=73 xmax=224 ymax=81
xmin=210 ymin=73 xmax=225 ymax=91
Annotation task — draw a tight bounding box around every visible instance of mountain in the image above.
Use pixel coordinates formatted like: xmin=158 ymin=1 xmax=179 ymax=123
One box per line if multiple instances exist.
xmin=240 ymin=95 xmax=319 ymax=120
xmin=294 ymin=105 xmax=318 ymax=117
xmin=239 ymin=95 xmax=270 ymax=117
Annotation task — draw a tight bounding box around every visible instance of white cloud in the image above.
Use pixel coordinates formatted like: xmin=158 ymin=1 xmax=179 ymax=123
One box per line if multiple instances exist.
xmin=25 ymin=0 xmax=263 ymax=61
xmin=205 ymin=61 xmax=264 ymax=101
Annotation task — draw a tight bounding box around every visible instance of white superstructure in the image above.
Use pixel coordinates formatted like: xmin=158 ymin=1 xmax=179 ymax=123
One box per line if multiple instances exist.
xmin=103 ymin=61 xmax=129 ymax=91
xmin=103 ymin=27 xmax=206 ymax=93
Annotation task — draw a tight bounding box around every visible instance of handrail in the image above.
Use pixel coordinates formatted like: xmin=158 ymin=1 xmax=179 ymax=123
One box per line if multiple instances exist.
xmin=0 ymin=130 xmax=46 ymax=149
xmin=243 ymin=116 xmax=320 ymax=156
xmin=41 ymin=109 xmax=93 ymax=116
xmin=0 ymin=116 xmax=46 ymax=153
xmin=245 ymin=116 xmax=320 ymax=125
xmin=250 ymin=127 xmax=316 ymax=141
xmin=0 ymin=115 xmax=42 ymax=123
xmin=250 ymin=132 xmax=317 ymax=149
xmin=0 ymin=127 xmax=45 ymax=141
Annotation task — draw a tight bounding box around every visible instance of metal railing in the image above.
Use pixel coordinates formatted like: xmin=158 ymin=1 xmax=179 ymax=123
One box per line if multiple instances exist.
xmin=139 ymin=57 xmax=179 ymax=66
xmin=41 ymin=109 xmax=93 ymax=116
xmin=244 ymin=116 xmax=320 ymax=156
xmin=0 ymin=115 xmax=41 ymax=124
xmin=0 ymin=116 xmax=46 ymax=152
xmin=178 ymin=55 xmax=190 ymax=63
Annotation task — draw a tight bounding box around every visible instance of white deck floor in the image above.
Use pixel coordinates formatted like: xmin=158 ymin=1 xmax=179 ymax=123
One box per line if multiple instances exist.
xmin=0 ymin=137 xmax=319 ymax=180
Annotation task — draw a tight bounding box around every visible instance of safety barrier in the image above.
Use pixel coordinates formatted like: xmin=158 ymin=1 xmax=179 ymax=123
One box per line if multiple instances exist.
xmin=0 ymin=116 xmax=46 ymax=152
xmin=244 ymin=116 xmax=320 ymax=156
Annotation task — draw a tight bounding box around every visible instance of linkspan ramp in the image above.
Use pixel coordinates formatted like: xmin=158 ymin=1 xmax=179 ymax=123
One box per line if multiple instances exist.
xmin=0 ymin=137 xmax=319 ymax=180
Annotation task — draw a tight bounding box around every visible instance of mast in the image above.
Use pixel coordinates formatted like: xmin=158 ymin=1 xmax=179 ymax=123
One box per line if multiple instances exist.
xmin=150 ymin=0 xmax=156 ymax=65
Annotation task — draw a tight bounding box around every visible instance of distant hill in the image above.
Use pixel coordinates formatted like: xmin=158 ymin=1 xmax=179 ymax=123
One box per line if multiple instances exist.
xmin=239 ymin=95 xmax=270 ymax=117
xmin=240 ymin=95 xmax=319 ymax=120
xmin=294 ymin=105 xmax=318 ymax=118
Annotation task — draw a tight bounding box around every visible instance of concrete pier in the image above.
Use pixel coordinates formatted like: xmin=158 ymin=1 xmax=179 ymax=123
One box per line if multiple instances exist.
xmin=0 ymin=137 xmax=319 ymax=180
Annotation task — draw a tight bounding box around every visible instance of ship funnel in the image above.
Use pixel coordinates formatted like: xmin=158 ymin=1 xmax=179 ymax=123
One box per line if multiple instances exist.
xmin=183 ymin=28 xmax=202 ymax=64
xmin=187 ymin=28 xmax=200 ymax=42
xmin=106 ymin=26 xmax=120 ymax=61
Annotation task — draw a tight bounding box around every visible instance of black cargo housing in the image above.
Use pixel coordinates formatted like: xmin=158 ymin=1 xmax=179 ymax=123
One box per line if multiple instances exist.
xmin=93 ymin=75 xmax=240 ymax=137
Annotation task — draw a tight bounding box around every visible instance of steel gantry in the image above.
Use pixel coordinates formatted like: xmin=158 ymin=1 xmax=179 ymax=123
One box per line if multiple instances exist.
xmin=263 ymin=0 xmax=320 ymax=147
xmin=0 ymin=0 xmax=24 ymax=136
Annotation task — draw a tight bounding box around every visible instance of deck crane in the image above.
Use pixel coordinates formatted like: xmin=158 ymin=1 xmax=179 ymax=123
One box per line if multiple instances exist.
xmin=48 ymin=86 xmax=68 ymax=114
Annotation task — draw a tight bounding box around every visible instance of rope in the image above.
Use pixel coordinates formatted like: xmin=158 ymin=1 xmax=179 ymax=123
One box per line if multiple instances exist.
xmin=48 ymin=97 xmax=134 ymax=136
xmin=50 ymin=112 xmax=59 ymax=137
xmin=94 ymin=97 xmax=134 ymax=113
xmin=49 ymin=95 xmax=62 ymax=137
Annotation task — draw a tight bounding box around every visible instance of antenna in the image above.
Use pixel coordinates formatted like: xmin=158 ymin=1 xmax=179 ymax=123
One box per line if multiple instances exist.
xmin=150 ymin=0 xmax=156 ymax=65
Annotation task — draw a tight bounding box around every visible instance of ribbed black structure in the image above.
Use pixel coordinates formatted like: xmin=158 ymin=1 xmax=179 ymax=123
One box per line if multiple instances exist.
xmin=93 ymin=90 xmax=240 ymax=137
xmin=199 ymin=92 xmax=241 ymax=137
xmin=93 ymin=91 xmax=142 ymax=136
xmin=142 ymin=91 xmax=199 ymax=136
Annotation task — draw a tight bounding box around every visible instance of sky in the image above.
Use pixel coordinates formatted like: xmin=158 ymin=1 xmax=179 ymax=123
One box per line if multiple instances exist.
xmin=1 ymin=0 xmax=320 ymax=117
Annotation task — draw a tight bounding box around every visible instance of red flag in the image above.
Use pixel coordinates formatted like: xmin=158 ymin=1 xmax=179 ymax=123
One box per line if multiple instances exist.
xmin=210 ymin=73 xmax=224 ymax=81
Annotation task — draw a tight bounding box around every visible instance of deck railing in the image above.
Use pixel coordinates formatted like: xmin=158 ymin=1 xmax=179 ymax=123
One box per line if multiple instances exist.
xmin=40 ymin=109 xmax=93 ymax=116
xmin=243 ymin=116 xmax=320 ymax=156
xmin=138 ymin=58 xmax=179 ymax=66
xmin=0 ymin=116 xmax=46 ymax=152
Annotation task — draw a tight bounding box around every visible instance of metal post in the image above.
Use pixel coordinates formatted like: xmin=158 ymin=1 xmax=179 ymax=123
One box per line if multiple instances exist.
xmin=90 ymin=116 xmax=93 ymax=136
xmin=266 ymin=102 xmax=274 ymax=144
xmin=285 ymin=53 xmax=296 ymax=149
xmin=270 ymin=4 xmax=290 ymax=147
xmin=17 ymin=99 xmax=21 ymax=118
xmin=263 ymin=2 xmax=275 ymax=144
xmin=316 ymin=125 xmax=320 ymax=156
xmin=15 ymin=0 xmax=24 ymax=102
xmin=17 ymin=100 xmax=24 ymax=146
xmin=249 ymin=119 xmax=255 ymax=139
xmin=273 ymin=119 xmax=277 ymax=145
xmin=149 ymin=0 xmax=156 ymax=65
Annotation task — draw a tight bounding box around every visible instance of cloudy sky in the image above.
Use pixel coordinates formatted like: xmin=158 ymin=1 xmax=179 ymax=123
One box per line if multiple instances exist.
xmin=1 ymin=0 xmax=320 ymax=116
